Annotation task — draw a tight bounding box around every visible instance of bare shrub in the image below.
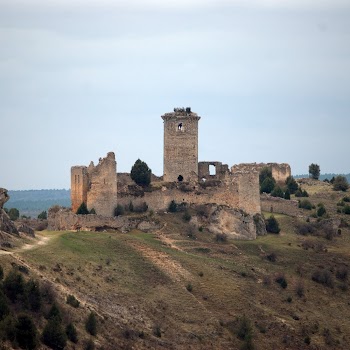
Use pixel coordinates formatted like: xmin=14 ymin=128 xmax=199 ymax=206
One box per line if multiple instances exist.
xmin=312 ymin=269 xmax=334 ymax=288
xmin=336 ymin=266 xmax=348 ymax=281
xmin=275 ymin=273 xmax=288 ymax=289
xmin=295 ymin=280 xmax=305 ymax=297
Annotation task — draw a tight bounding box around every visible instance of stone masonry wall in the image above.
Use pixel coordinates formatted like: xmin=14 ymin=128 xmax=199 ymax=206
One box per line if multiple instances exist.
xmin=118 ymin=171 xmax=261 ymax=215
xmin=260 ymin=193 xmax=299 ymax=216
xmin=87 ymin=152 xmax=118 ymax=217
xmin=162 ymin=109 xmax=201 ymax=182
xmin=71 ymin=166 xmax=89 ymax=213
xmin=231 ymin=163 xmax=291 ymax=184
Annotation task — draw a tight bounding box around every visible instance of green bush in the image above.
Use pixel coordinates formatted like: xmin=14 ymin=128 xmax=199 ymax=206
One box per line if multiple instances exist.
xmin=85 ymin=339 xmax=95 ymax=350
xmin=317 ymin=204 xmax=326 ymax=217
xmin=76 ymin=202 xmax=89 ymax=215
xmin=42 ymin=318 xmax=67 ymax=350
xmin=333 ymin=176 xmax=349 ymax=192
xmin=299 ymin=199 xmax=312 ymax=210
xmin=66 ymin=323 xmax=78 ymax=343
xmin=66 ymin=294 xmax=80 ymax=308
xmin=130 ymin=159 xmax=152 ymax=187
xmin=0 ymin=265 xmax=3 ymax=280
xmin=265 ymin=215 xmax=280 ymax=234
xmin=8 ymin=208 xmax=20 ymax=221
xmin=186 ymin=283 xmax=193 ymax=292
xmin=16 ymin=314 xmax=38 ymax=350
xmin=168 ymin=200 xmax=177 ymax=213
xmin=89 ymin=208 xmax=96 ymax=214
xmin=85 ymin=312 xmax=97 ymax=336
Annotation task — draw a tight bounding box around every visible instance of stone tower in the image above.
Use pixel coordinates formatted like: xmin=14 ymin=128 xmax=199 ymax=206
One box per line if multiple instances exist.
xmin=161 ymin=107 xmax=201 ymax=182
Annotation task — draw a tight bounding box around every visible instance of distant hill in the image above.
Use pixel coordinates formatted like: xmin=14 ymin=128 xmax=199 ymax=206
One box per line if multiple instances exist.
xmin=294 ymin=173 xmax=350 ymax=182
xmin=4 ymin=189 xmax=70 ymax=218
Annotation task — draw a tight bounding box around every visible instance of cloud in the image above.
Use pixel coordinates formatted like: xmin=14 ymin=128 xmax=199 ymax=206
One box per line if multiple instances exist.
xmin=2 ymin=0 xmax=350 ymax=11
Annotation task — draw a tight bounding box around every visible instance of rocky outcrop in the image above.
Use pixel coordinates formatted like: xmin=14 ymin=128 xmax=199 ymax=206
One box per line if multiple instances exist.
xmin=206 ymin=206 xmax=257 ymax=240
xmin=0 ymin=188 xmax=10 ymax=209
xmin=0 ymin=188 xmax=19 ymax=235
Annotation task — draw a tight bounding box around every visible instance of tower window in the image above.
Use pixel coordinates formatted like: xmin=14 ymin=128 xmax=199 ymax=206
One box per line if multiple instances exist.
xmin=178 ymin=175 xmax=184 ymax=182
xmin=178 ymin=123 xmax=183 ymax=131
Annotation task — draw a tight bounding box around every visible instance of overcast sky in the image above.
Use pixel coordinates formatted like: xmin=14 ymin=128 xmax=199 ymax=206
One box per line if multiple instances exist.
xmin=1 ymin=0 xmax=349 ymax=190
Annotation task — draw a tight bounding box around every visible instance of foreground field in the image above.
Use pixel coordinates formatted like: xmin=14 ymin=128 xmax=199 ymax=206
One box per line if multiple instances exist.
xmin=1 ymin=202 xmax=350 ymax=350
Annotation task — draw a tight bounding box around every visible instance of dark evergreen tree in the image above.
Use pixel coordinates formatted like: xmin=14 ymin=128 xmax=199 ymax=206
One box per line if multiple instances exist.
xmin=0 ymin=265 xmax=3 ymax=280
xmin=85 ymin=312 xmax=97 ymax=336
xmin=3 ymin=269 xmax=25 ymax=302
xmin=76 ymin=202 xmax=89 ymax=215
xmin=285 ymin=176 xmax=299 ymax=194
xmin=260 ymin=177 xmax=276 ymax=194
xmin=130 ymin=159 xmax=152 ymax=186
xmin=66 ymin=323 xmax=78 ymax=343
xmin=271 ymin=185 xmax=284 ymax=198
xmin=37 ymin=211 xmax=47 ymax=220
xmin=0 ymin=290 xmax=10 ymax=321
xmin=42 ymin=318 xmax=67 ymax=350
xmin=265 ymin=215 xmax=281 ymax=234
xmin=25 ymin=279 xmax=42 ymax=312
xmin=309 ymin=163 xmax=320 ymax=180
xmin=15 ymin=314 xmax=38 ymax=350
xmin=168 ymin=200 xmax=177 ymax=213
xmin=284 ymin=189 xmax=291 ymax=200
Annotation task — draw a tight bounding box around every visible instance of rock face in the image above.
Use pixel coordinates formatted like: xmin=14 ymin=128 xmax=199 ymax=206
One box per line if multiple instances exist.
xmin=207 ymin=206 xmax=257 ymax=240
xmin=0 ymin=188 xmax=10 ymax=208
xmin=0 ymin=188 xmax=19 ymax=235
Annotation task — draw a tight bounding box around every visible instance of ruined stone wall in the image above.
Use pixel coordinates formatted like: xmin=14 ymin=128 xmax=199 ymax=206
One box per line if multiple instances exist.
xmin=117 ymin=171 xmax=260 ymax=215
xmin=162 ymin=110 xmax=200 ymax=182
xmin=235 ymin=171 xmax=261 ymax=214
xmin=87 ymin=152 xmax=118 ymax=217
xmin=71 ymin=166 xmax=89 ymax=213
xmin=198 ymin=162 xmax=229 ymax=180
xmin=231 ymin=163 xmax=291 ymax=184
xmin=260 ymin=194 xmax=299 ymax=216
xmin=48 ymin=207 xmax=161 ymax=232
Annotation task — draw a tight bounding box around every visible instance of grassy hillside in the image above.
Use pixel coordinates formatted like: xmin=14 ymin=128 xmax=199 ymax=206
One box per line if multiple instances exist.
xmin=1 ymin=184 xmax=350 ymax=349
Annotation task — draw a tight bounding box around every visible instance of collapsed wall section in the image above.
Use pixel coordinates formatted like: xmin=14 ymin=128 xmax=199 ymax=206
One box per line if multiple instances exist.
xmin=87 ymin=152 xmax=118 ymax=217
xmin=231 ymin=163 xmax=291 ymax=184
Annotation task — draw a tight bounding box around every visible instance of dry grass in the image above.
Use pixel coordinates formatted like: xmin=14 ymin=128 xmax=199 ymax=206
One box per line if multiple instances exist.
xmin=1 ymin=186 xmax=350 ymax=349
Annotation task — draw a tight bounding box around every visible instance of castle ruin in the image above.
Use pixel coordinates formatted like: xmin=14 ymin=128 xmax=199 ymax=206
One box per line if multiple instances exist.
xmin=67 ymin=108 xmax=292 ymax=238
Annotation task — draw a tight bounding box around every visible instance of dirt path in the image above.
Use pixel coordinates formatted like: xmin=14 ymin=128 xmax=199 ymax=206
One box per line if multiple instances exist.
xmin=0 ymin=234 xmax=51 ymax=256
